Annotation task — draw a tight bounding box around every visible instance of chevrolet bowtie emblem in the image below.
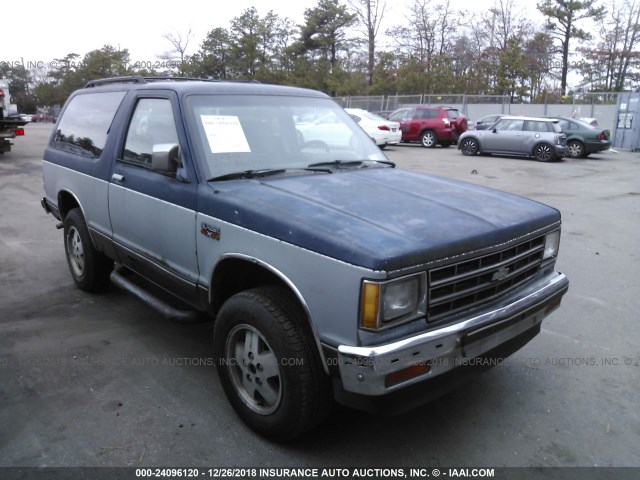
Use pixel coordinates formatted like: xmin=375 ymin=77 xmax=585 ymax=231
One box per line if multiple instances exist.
xmin=492 ymin=266 xmax=510 ymax=282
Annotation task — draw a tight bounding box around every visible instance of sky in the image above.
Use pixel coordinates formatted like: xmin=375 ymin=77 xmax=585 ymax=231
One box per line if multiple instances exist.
xmin=2 ymin=0 xmax=542 ymax=73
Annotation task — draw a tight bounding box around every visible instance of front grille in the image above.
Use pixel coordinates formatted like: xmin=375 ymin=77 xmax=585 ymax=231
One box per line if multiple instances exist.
xmin=428 ymin=235 xmax=545 ymax=321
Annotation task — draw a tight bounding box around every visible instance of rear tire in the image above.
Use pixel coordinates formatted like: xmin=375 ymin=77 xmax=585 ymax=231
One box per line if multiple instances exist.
xmin=214 ymin=286 xmax=331 ymax=441
xmin=63 ymin=208 xmax=113 ymax=292
xmin=567 ymin=140 xmax=585 ymax=158
xmin=533 ymin=143 xmax=556 ymax=162
xmin=420 ymin=130 xmax=437 ymax=148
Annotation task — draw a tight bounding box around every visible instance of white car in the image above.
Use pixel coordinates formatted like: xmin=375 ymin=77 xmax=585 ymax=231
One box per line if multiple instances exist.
xmin=345 ymin=108 xmax=402 ymax=148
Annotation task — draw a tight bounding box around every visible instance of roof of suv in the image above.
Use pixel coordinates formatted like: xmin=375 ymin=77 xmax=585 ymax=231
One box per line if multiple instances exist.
xmin=395 ymin=105 xmax=457 ymax=110
xmin=79 ymin=76 xmax=329 ymax=98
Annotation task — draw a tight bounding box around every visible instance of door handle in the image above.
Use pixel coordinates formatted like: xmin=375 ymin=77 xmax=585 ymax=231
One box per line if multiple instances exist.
xmin=112 ymin=174 xmax=125 ymax=183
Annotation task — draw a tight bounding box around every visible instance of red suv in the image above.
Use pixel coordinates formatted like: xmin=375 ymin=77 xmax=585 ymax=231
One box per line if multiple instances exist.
xmin=389 ymin=106 xmax=468 ymax=148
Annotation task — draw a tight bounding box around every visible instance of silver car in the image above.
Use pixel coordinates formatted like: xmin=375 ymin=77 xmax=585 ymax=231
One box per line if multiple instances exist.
xmin=459 ymin=116 xmax=567 ymax=162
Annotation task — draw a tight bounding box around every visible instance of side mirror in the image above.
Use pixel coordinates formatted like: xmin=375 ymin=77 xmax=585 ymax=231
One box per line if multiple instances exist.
xmin=151 ymin=144 xmax=180 ymax=174
xmin=492 ymin=128 xmax=498 ymax=133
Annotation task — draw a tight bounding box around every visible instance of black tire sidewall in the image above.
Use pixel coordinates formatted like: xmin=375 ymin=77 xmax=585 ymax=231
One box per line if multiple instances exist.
xmin=63 ymin=208 xmax=112 ymax=292
xmin=213 ymin=288 xmax=327 ymax=441
xmin=534 ymin=143 xmax=555 ymax=162
xmin=461 ymin=138 xmax=478 ymax=156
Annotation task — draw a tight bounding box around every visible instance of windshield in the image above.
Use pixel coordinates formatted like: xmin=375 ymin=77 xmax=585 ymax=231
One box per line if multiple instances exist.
xmin=184 ymin=94 xmax=389 ymax=180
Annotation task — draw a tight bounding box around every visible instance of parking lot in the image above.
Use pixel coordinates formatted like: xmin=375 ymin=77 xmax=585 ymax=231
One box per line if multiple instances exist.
xmin=1 ymin=124 xmax=639 ymax=469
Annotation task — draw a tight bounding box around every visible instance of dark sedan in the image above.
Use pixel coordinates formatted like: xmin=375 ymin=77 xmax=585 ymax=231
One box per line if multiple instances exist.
xmin=552 ymin=116 xmax=611 ymax=158
xmin=473 ymin=114 xmax=505 ymax=130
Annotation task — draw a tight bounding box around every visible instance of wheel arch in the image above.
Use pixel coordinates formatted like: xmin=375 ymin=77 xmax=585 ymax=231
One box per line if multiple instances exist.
xmin=209 ymin=254 xmax=329 ymax=374
xmin=57 ymin=188 xmax=85 ymax=221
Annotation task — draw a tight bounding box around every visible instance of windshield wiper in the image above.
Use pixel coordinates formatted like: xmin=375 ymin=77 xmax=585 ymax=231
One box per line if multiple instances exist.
xmin=207 ymin=169 xmax=287 ymax=182
xmin=207 ymin=167 xmax=333 ymax=182
xmin=307 ymin=159 xmax=395 ymax=169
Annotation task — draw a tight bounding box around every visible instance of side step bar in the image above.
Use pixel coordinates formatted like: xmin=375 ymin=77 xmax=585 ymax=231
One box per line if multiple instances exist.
xmin=110 ymin=267 xmax=203 ymax=323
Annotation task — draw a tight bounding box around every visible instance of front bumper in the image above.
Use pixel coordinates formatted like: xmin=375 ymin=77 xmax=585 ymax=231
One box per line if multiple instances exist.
xmin=555 ymin=145 xmax=568 ymax=157
xmin=337 ymin=271 xmax=569 ymax=396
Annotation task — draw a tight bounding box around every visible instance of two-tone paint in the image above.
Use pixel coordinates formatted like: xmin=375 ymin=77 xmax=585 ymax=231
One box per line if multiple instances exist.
xmin=42 ymin=81 xmax=569 ymax=402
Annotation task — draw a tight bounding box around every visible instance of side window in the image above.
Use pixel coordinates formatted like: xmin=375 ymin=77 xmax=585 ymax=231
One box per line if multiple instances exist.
xmin=505 ymin=120 xmax=524 ymax=131
xmin=53 ymin=91 xmax=126 ymax=158
xmin=495 ymin=119 xmax=523 ymax=131
xmin=493 ymin=119 xmax=507 ymax=130
xmin=524 ymin=121 xmax=546 ymax=132
xmin=558 ymin=119 xmax=570 ymax=131
xmin=389 ymin=109 xmax=407 ymax=121
xmin=122 ymin=98 xmax=179 ymax=166
xmin=418 ymin=109 xmax=436 ymax=119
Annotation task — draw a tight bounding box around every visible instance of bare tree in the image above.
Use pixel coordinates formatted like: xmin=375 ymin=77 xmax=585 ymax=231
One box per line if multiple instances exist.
xmin=580 ymin=0 xmax=640 ymax=90
xmin=348 ymin=0 xmax=387 ymax=85
xmin=161 ymin=28 xmax=194 ymax=74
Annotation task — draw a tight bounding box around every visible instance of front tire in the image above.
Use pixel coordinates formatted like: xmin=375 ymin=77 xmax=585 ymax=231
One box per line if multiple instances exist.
xmin=420 ymin=130 xmax=437 ymax=148
xmin=63 ymin=208 xmax=113 ymax=292
xmin=533 ymin=143 xmax=556 ymax=162
xmin=214 ymin=286 xmax=331 ymax=441
xmin=460 ymin=138 xmax=479 ymax=156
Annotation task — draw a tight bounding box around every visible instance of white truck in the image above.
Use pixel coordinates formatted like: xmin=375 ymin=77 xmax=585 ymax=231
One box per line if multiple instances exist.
xmin=0 ymin=79 xmax=26 ymax=154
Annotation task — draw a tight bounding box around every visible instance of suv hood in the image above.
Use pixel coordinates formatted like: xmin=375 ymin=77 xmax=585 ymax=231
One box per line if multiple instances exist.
xmin=201 ymin=168 xmax=560 ymax=271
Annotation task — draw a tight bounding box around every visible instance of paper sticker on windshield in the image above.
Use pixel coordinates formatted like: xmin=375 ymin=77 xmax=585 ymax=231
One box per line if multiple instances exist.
xmin=200 ymin=115 xmax=251 ymax=153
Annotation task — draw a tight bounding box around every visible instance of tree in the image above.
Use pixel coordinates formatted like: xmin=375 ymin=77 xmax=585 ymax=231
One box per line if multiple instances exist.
xmin=297 ymin=0 xmax=357 ymax=68
xmin=228 ymin=7 xmax=263 ymax=78
xmin=579 ymin=0 xmax=640 ymax=91
xmin=35 ymin=46 xmax=131 ymax=108
xmin=537 ymin=0 xmax=606 ymax=95
xmin=348 ymin=0 xmax=387 ymax=86
xmin=0 ymin=63 xmax=36 ymax=113
xmin=386 ymin=0 xmax=459 ymax=93
xmin=191 ymin=28 xmax=232 ymax=79
xmin=161 ymin=28 xmax=194 ymax=75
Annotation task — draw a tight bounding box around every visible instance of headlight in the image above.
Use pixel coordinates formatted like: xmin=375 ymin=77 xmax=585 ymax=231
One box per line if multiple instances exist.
xmin=543 ymin=230 xmax=561 ymax=260
xmin=360 ymin=273 xmax=427 ymax=330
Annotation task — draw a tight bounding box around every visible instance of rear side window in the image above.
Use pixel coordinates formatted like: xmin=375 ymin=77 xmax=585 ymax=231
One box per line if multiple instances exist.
xmin=446 ymin=110 xmax=459 ymax=119
xmin=417 ymin=109 xmax=438 ymax=119
xmin=53 ymin=91 xmax=126 ymax=158
xmin=524 ymin=120 xmax=553 ymax=132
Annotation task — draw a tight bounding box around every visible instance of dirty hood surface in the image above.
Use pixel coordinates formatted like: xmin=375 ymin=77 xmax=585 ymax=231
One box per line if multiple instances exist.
xmin=203 ymin=168 xmax=560 ymax=271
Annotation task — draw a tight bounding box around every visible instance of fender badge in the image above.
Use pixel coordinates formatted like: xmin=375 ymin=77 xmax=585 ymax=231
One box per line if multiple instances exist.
xmin=200 ymin=222 xmax=221 ymax=241
xmin=491 ymin=266 xmax=510 ymax=282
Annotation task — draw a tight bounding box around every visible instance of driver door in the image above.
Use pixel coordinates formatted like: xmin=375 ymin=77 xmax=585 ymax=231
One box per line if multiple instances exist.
xmin=108 ymin=94 xmax=200 ymax=305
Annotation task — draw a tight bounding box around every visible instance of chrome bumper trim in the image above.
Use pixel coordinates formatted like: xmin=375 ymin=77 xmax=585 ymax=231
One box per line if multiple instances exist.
xmin=337 ymin=272 xmax=568 ymax=395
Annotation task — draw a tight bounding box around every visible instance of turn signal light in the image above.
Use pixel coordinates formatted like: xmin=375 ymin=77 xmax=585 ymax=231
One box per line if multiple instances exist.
xmin=361 ymin=283 xmax=380 ymax=329
xmin=385 ymin=362 xmax=431 ymax=388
